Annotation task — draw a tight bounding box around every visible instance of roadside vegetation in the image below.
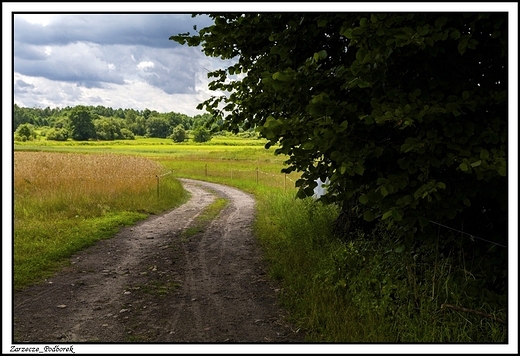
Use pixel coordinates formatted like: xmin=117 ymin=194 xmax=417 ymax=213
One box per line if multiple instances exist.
xmin=12 ymin=135 xmax=508 ymax=342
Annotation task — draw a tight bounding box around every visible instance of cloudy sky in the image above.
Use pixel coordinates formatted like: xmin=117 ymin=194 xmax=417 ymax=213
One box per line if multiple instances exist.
xmin=10 ymin=12 xmax=229 ymax=117
xmin=4 ymin=2 xmax=518 ymax=120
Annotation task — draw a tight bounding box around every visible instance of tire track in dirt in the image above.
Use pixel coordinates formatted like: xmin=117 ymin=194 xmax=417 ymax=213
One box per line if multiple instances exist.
xmin=13 ymin=179 xmax=304 ymax=343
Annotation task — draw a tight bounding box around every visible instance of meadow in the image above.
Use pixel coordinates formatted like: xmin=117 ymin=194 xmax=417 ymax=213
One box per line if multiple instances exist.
xmin=12 ymin=135 xmax=507 ymax=343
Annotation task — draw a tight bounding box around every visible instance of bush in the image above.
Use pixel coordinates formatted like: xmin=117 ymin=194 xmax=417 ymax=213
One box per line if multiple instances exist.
xmin=15 ymin=123 xmax=36 ymax=141
xmin=192 ymin=127 xmax=212 ymax=143
xmin=46 ymin=128 xmax=69 ymax=141
xmin=171 ymin=124 xmax=186 ymax=143
xmin=120 ymin=128 xmax=135 ymax=140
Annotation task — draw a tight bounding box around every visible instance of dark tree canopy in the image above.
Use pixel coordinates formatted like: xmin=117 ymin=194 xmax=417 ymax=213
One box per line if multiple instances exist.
xmin=171 ymin=13 xmax=507 ymax=246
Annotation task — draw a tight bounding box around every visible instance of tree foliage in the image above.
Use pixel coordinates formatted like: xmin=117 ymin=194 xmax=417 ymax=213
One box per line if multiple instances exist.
xmin=15 ymin=123 xmax=36 ymax=141
xmin=69 ymin=105 xmax=96 ymax=141
xmin=171 ymin=13 xmax=508 ymax=245
xmin=93 ymin=117 xmax=125 ymax=140
xmin=46 ymin=127 xmax=69 ymax=141
xmin=192 ymin=126 xmax=212 ymax=143
xmin=145 ymin=116 xmax=171 ymax=138
xmin=171 ymin=124 xmax=187 ymax=143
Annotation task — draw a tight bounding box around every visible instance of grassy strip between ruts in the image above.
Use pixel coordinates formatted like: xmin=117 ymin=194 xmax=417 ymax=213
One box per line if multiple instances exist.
xmin=181 ymin=197 xmax=229 ymax=240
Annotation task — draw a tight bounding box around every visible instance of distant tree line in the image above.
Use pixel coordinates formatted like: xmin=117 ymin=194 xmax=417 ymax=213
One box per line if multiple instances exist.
xmin=13 ymin=104 xmax=251 ymax=143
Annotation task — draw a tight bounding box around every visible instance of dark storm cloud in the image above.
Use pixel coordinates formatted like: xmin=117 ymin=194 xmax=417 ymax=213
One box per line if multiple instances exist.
xmin=133 ymin=46 xmax=204 ymax=94
xmin=14 ymin=41 xmax=126 ymax=87
xmin=14 ymin=79 xmax=35 ymax=93
xmin=13 ymin=14 xmax=217 ymax=96
xmin=14 ymin=14 xmax=213 ymax=48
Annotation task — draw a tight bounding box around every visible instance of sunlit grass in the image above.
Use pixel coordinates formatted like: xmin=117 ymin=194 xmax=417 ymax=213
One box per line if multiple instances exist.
xmin=13 ymin=136 xmax=270 ymax=156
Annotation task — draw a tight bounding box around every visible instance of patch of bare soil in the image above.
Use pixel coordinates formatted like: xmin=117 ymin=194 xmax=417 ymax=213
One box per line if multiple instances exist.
xmin=13 ymin=179 xmax=305 ymax=344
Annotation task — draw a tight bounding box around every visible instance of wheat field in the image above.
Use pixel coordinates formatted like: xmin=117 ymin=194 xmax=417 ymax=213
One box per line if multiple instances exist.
xmin=14 ymin=151 xmax=166 ymax=201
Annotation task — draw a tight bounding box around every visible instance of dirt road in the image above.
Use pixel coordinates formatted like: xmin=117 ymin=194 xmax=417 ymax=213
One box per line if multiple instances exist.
xmin=13 ymin=179 xmax=304 ymax=343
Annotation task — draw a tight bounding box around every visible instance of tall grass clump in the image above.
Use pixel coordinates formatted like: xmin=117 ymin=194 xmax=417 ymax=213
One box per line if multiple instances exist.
xmin=13 ymin=151 xmax=187 ymax=289
xmin=254 ymin=190 xmax=507 ymax=342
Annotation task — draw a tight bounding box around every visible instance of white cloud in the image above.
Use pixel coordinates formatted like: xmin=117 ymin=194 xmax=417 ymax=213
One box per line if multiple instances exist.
xmin=16 ymin=14 xmax=56 ymax=26
xmin=13 ymin=72 xmax=211 ymax=117
xmin=136 ymin=61 xmax=154 ymax=71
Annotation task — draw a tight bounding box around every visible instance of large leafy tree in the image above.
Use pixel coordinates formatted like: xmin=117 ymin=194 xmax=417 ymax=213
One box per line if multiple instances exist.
xmin=145 ymin=116 xmax=171 ymax=138
xmin=171 ymin=13 xmax=507 ymax=247
xmin=69 ymin=105 xmax=96 ymax=141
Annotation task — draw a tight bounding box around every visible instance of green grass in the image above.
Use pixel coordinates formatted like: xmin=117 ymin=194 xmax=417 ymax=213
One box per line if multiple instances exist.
xmin=13 ymin=136 xmax=270 ymax=157
xmin=252 ymin=189 xmax=507 ymax=342
xmin=181 ymin=197 xmax=228 ymax=240
xmin=14 ymin=211 xmax=147 ymax=289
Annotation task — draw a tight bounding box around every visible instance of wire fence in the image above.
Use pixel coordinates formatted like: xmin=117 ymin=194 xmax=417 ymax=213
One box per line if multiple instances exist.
xmin=429 ymin=220 xmax=507 ymax=249
xmin=156 ymin=170 xmax=173 ymax=197
xmin=179 ymin=163 xmax=300 ymax=192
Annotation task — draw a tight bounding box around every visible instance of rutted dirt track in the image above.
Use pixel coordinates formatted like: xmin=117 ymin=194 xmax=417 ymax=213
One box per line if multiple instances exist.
xmin=13 ymin=179 xmax=305 ymax=343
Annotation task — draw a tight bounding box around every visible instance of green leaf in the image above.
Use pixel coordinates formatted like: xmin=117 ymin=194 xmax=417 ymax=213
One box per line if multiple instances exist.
xmin=363 ymin=211 xmax=375 ymax=222
xmin=391 ymin=209 xmax=403 ymax=221
xmin=470 ymin=160 xmax=482 ymax=167
xmin=382 ymin=210 xmax=393 ymax=220
xmin=354 ymin=165 xmax=365 ymax=176
xmin=394 ymin=245 xmax=405 ymax=253
xmin=498 ymin=165 xmax=506 ymax=176
xmin=434 ymin=16 xmax=448 ymax=28
xmin=340 ymin=163 xmax=348 ymax=175
xmin=400 ymin=143 xmax=413 ymax=153
xmin=458 ymin=42 xmax=466 ymax=55
xmin=401 ymin=195 xmax=413 ymax=204
xmin=450 ymin=30 xmax=460 ymax=39
xmin=340 ymin=28 xmax=353 ymax=39
xmin=317 ymin=19 xmax=328 ymax=27
xmin=272 ymin=72 xmax=282 ymax=80
xmin=359 ymin=194 xmax=369 ymax=204
xmin=303 ymin=142 xmax=314 ymax=150
xmin=313 ymin=50 xmax=327 ymax=62
xmin=419 ymin=217 xmax=430 ymax=227
xmin=459 ymin=163 xmax=469 ymax=172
